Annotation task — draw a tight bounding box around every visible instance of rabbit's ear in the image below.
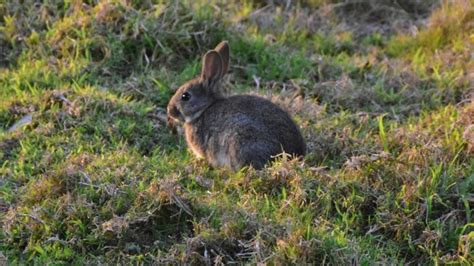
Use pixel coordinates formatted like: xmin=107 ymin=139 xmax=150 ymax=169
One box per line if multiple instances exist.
xmin=201 ymin=50 xmax=223 ymax=88
xmin=214 ymin=41 xmax=229 ymax=77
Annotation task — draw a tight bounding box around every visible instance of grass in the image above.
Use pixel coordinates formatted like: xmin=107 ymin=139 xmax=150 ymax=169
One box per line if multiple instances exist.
xmin=1 ymin=0 xmax=473 ymax=264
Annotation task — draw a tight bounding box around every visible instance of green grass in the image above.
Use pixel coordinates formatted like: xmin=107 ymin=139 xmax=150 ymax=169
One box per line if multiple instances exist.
xmin=1 ymin=0 xmax=473 ymax=264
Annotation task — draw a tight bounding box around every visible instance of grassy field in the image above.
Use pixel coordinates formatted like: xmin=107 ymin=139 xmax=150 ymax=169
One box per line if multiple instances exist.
xmin=1 ymin=0 xmax=473 ymax=264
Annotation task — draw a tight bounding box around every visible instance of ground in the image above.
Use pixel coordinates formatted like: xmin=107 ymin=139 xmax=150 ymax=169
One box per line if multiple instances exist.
xmin=0 ymin=0 xmax=473 ymax=264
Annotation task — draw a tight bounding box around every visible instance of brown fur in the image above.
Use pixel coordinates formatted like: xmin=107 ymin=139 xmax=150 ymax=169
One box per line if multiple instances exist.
xmin=167 ymin=41 xmax=305 ymax=170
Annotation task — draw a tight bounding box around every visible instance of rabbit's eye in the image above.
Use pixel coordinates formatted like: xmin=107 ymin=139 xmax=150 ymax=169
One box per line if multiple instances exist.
xmin=181 ymin=92 xmax=191 ymax=101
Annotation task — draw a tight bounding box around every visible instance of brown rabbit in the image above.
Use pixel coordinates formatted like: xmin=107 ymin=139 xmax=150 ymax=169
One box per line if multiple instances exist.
xmin=167 ymin=41 xmax=305 ymax=170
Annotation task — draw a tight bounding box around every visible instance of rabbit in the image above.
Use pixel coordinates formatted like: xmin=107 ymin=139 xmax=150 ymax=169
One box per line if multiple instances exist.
xmin=167 ymin=41 xmax=305 ymax=170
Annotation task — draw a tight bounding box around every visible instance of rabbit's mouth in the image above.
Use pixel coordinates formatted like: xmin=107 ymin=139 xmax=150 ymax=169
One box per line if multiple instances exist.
xmin=167 ymin=115 xmax=179 ymax=135
xmin=167 ymin=105 xmax=184 ymax=122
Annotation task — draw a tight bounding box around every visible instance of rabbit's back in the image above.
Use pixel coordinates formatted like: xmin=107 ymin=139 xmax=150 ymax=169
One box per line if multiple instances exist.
xmin=185 ymin=95 xmax=305 ymax=170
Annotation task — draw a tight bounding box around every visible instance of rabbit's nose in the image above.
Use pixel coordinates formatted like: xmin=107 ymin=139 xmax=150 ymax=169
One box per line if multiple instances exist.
xmin=168 ymin=105 xmax=181 ymax=121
